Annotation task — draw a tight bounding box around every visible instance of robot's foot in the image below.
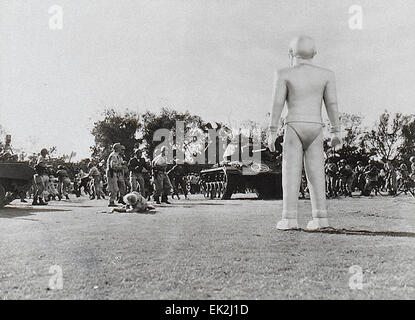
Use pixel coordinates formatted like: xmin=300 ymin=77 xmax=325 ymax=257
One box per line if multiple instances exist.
xmin=306 ymin=218 xmax=329 ymax=230
xmin=276 ymin=219 xmax=299 ymax=230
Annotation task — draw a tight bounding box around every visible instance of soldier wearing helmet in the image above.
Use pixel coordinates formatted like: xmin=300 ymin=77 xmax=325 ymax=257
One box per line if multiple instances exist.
xmin=128 ymin=148 xmax=151 ymax=197
xmin=338 ymin=159 xmax=354 ymax=197
xmin=56 ymin=164 xmax=71 ymax=200
xmin=32 ymin=148 xmax=50 ymax=205
xmin=325 ymin=157 xmax=338 ymax=198
xmin=151 ymin=146 xmax=173 ymax=204
xmin=88 ymin=162 xmax=105 ymax=200
xmin=106 ymin=143 xmax=125 ymax=207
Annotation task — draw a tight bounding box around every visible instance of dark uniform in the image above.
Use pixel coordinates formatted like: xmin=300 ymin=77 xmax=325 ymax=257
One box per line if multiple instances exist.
xmin=338 ymin=161 xmax=354 ymax=196
xmin=56 ymin=166 xmax=71 ymax=199
xmin=151 ymin=149 xmax=172 ymax=204
xmin=362 ymin=162 xmax=379 ymax=196
xmin=106 ymin=144 xmax=124 ymax=206
xmin=33 ymin=151 xmax=50 ymax=205
xmin=128 ymin=155 xmax=151 ymax=197
xmin=169 ymin=164 xmax=189 ymax=200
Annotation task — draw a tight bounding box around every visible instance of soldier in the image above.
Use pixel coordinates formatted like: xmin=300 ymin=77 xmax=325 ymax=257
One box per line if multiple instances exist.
xmin=98 ymin=160 xmax=108 ymax=196
xmin=338 ymin=159 xmax=354 ymax=197
xmin=106 ymin=143 xmax=124 ymax=207
xmin=397 ymin=163 xmax=410 ymax=194
xmin=363 ymin=160 xmax=379 ymax=196
xmin=75 ymin=169 xmax=91 ymax=197
xmin=151 ymin=146 xmax=172 ymax=204
xmin=325 ymin=158 xmax=338 ymax=198
xmin=353 ymin=161 xmax=366 ymax=193
xmin=46 ymin=170 xmax=60 ymax=201
xmin=128 ymin=149 xmax=151 ymax=197
xmin=118 ymin=145 xmax=128 ymax=204
xmin=111 ymin=191 xmax=155 ymax=214
xmin=56 ymin=165 xmax=71 ymax=200
xmin=32 ymin=148 xmax=50 ymax=205
xmin=169 ymin=159 xmax=189 ymax=200
xmin=189 ymin=173 xmax=200 ymax=194
xmin=88 ymin=162 xmax=104 ymax=200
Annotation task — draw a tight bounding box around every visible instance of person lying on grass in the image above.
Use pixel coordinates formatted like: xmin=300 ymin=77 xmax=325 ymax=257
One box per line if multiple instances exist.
xmin=111 ymin=191 xmax=155 ymax=214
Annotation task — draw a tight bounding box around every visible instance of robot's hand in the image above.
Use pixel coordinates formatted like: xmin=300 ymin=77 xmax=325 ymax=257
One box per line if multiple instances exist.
xmin=267 ymin=131 xmax=278 ymax=153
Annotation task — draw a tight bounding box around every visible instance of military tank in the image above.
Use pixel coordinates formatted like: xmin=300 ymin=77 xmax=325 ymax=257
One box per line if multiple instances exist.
xmin=200 ymin=140 xmax=283 ymax=200
xmin=0 ymin=162 xmax=35 ymax=208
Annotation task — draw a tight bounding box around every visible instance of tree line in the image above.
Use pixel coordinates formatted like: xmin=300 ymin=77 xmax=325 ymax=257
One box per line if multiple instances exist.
xmin=90 ymin=108 xmax=415 ymax=167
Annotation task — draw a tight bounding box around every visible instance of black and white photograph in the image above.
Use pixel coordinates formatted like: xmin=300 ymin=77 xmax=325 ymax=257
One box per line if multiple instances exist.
xmin=1 ymin=0 xmax=415 ymax=305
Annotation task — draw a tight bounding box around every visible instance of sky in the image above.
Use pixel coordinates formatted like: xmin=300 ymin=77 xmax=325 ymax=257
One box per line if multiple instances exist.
xmin=1 ymin=0 xmax=415 ymax=159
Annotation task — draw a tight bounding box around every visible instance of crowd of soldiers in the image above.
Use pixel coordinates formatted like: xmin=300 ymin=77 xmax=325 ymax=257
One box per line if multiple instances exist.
xmin=323 ymin=157 xmax=415 ymax=198
xmin=2 ymin=134 xmax=415 ymax=204
xmin=30 ymin=143 xmax=192 ymax=207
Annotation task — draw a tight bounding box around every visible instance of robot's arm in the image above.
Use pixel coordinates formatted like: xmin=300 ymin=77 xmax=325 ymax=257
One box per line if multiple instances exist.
xmin=324 ymin=72 xmax=340 ymax=133
xmin=269 ymin=70 xmax=287 ymax=130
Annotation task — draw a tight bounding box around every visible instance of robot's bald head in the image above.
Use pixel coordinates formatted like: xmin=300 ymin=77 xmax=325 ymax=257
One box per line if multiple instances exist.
xmin=289 ymin=36 xmax=316 ymax=59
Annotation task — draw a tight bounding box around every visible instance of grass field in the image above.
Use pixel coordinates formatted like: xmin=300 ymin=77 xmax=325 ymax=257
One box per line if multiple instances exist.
xmin=0 ymin=194 xmax=414 ymax=300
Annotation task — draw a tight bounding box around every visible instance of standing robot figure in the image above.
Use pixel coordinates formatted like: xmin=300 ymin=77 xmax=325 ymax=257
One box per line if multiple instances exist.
xmin=268 ymin=36 xmax=342 ymax=230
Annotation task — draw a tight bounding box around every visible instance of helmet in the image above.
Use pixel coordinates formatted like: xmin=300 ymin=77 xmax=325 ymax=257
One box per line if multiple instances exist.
xmin=410 ymin=156 xmax=415 ymax=163
xmin=400 ymin=163 xmax=407 ymax=170
xmin=113 ymin=143 xmax=122 ymax=151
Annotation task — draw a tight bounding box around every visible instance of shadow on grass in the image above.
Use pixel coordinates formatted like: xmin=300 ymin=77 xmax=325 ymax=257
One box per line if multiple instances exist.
xmin=0 ymin=205 xmax=70 ymax=219
xmin=297 ymin=227 xmax=415 ymax=238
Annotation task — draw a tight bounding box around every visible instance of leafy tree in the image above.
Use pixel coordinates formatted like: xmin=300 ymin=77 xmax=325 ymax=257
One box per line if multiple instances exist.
xmin=91 ymin=109 xmax=141 ymax=162
xmin=141 ymin=107 xmax=204 ymax=160
xmin=363 ymin=111 xmax=410 ymax=162
xmin=398 ymin=116 xmax=415 ymax=163
xmin=323 ymin=113 xmax=368 ymax=164
xmin=340 ymin=113 xmax=364 ymax=148
xmin=335 ymin=113 xmax=373 ymax=165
